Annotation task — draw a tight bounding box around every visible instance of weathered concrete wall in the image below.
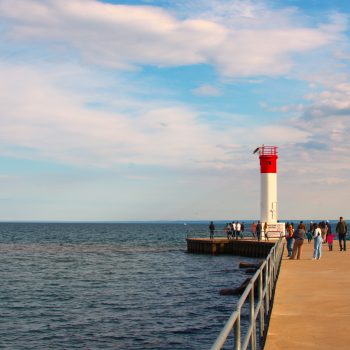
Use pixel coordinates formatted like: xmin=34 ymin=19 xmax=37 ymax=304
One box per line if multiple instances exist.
xmin=186 ymin=238 xmax=274 ymax=258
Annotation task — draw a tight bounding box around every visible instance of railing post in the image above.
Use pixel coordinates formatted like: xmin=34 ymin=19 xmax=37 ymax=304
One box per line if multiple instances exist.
xmin=265 ymin=258 xmax=269 ymax=313
xmin=259 ymin=272 xmax=265 ymax=339
xmin=250 ymin=287 xmax=256 ymax=350
xmin=272 ymin=248 xmax=275 ymax=281
xmin=235 ymin=311 xmax=241 ymax=350
xmin=274 ymin=247 xmax=277 ymax=280
xmin=269 ymin=254 xmax=273 ymax=298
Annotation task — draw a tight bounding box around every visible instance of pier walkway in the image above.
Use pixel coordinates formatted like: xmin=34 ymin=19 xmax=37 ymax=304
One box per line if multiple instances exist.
xmin=265 ymin=241 xmax=350 ymax=350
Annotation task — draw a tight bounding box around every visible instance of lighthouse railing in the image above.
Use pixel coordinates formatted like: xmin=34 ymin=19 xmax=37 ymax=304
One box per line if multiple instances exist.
xmin=259 ymin=145 xmax=277 ymax=156
xmin=210 ymin=237 xmax=284 ymax=350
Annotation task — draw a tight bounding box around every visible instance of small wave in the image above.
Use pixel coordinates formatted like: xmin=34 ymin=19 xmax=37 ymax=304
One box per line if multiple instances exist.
xmin=172 ymin=324 xmax=213 ymax=335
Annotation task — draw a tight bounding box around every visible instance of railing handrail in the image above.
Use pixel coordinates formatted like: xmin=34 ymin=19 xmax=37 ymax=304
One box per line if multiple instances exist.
xmin=210 ymin=237 xmax=284 ymax=350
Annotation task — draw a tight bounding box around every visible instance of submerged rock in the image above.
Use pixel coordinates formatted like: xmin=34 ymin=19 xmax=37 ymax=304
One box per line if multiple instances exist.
xmin=219 ymin=278 xmax=251 ymax=295
xmin=239 ymin=261 xmax=262 ymax=269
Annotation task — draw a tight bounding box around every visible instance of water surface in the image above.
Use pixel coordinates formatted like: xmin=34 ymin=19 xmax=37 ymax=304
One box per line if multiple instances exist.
xmin=0 ymin=223 xmax=259 ymax=349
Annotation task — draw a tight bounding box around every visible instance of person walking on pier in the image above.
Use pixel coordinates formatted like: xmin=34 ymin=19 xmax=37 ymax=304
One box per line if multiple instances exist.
xmin=327 ymin=231 xmax=335 ymax=251
xmin=256 ymin=221 xmax=262 ymax=241
xmin=306 ymin=225 xmax=313 ymax=243
xmin=290 ymin=224 xmax=306 ymax=260
xmin=309 ymin=221 xmax=314 ymax=234
xmin=320 ymin=221 xmax=327 ymax=243
xmin=313 ymin=223 xmax=322 ymax=260
xmin=325 ymin=220 xmax=332 ymax=243
xmin=299 ymin=221 xmax=306 ymax=231
xmin=209 ymin=221 xmax=215 ymax=240
xmin=336 ymin=217 xmax=347 ymax=251
xmin=285 ymin=222 xmax=294 ymax=257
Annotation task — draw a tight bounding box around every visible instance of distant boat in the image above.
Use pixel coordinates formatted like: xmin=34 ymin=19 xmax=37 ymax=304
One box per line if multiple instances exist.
xmin=184 ymin=223 xmax=187 ymax=226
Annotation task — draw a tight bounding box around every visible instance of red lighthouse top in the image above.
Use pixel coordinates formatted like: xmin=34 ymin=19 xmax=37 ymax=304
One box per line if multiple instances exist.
xmin=259 ymin=145 xmax=278 ymax=173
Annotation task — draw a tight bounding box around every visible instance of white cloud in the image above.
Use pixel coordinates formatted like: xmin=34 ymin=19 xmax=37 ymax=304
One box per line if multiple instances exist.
xmin=192 ymin=84 xmax=221 ymax=96
xmin=0 ymin=60 xmax=317 ymax=173
xmin=0 ymin=63 xmax=239 ymax=169
xmin=304 ymin=83 xmax=350 ymax=110
xmin=272 ymin=79 xmax=350 ymax=180
xmin=0 ymin=0 xmax=345 ymax=78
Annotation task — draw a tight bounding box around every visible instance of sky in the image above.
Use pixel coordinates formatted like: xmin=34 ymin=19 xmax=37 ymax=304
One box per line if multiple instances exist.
xmin=0 ymin=0 xmax=350 ymax=222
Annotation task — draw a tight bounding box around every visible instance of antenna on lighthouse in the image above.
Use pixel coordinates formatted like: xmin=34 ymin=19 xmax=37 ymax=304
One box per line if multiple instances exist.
xmin=254 ymin=145 xmax=285 ymax=240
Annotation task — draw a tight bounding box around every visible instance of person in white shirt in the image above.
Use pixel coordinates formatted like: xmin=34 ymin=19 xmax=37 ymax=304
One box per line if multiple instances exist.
xmin=313 ymin=223 xmax=322 ymax=260
xmin=232 ymin=221 xmax=236 ymax=239
xmin=236 ymin=222 xmax=241 ymax=240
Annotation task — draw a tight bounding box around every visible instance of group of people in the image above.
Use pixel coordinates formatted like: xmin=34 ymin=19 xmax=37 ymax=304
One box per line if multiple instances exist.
xmin=209 ymin=220 xmax=268 ymax=241
xmin=208 ymin=221 xmax=247 ymax=239
xmin=223 ymin=221 xmax=246 ymax=239
xmin=209 ymin=217 xmax=348 ymax=258
xmin=285 ymin=217 xmax=348 ymax=260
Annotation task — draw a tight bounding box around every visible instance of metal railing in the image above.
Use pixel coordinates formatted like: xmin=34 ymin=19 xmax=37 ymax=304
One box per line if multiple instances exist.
xmin=210 ymin=237 xmax=285 ymax=350
xmin=259 ymin=145 xmax=278 ymax=156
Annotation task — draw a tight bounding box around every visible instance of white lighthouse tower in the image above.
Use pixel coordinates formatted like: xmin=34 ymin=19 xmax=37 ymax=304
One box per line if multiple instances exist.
xmin=256 ymin=145 xmax=284 ymax=239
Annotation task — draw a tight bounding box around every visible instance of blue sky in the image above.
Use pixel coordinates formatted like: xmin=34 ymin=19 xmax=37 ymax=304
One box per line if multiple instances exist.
xmin=0 ymin=0 xmax=350 ymax=221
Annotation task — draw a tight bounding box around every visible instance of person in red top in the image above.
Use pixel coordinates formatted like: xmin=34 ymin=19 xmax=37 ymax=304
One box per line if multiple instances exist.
xmin=251 ymin=222 xmax=257 ymax=239
xmin=326 ymin=231 xmax=335 ymax=251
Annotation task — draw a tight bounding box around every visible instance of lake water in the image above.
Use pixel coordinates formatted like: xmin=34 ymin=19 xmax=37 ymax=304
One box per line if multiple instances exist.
xmin=0 ymin=222 xmax=259 ymax=349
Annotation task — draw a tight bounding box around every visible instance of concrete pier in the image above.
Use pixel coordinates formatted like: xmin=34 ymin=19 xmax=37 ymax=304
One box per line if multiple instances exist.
xmin=186 ymin=237 xmax=274 ymax=258
xmin=265 ymin=241 xmax=350 ymax=350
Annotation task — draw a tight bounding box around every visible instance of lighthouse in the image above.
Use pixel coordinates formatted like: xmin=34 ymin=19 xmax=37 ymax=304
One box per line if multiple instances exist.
xmin=255 ymin=145 xmax=284 ymax=239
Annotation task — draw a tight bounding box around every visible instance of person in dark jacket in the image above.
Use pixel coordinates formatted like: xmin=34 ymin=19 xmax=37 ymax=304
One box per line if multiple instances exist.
xmin=256 ymin=221 xmax=262 ymax=241
xmin=336 ymin=217 xmax=347 ymax=251
xmin=290 ymin=225 xmax=306 ymax=260
xmin=209 ymin=221 xmax=215 ymax=240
